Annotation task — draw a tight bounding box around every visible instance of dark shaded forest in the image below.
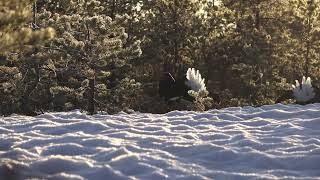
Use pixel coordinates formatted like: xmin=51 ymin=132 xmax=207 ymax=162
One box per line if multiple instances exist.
xmin=1 ymin=0 xmax=320 ymax=115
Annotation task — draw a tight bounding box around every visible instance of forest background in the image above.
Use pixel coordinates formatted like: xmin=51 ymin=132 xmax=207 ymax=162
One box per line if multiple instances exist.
xmin=1 ymin=0 xmax=320 ymax=115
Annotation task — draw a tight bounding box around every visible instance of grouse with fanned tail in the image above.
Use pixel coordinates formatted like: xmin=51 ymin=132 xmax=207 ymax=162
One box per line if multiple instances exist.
xmin=159 ymin=68 xmax=207 ymax=102
xmin=277 ymin=76 xmax=320 ymax=104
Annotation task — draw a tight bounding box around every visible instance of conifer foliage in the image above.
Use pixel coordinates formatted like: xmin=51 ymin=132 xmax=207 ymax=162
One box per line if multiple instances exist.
xmin=1 ymin=0 xmax=320 ymax=115
xmin=38 ymin=0 xmax=142 ymax=114
xmin=0 ymin=0 xmax=55 ymax=115
xmin=0 ymin=0 xmax=55 ymax=53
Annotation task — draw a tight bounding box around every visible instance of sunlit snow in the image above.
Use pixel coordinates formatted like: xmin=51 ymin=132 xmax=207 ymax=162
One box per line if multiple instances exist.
xmin=1 ymin=103 xmax=320 ymax=180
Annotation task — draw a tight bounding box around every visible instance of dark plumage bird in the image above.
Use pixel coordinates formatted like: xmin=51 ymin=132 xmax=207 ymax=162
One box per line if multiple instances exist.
xmin=159 ymin=68 xmax=207 ymax=102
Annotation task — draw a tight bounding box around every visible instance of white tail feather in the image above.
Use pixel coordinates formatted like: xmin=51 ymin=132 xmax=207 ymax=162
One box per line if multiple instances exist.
xmin=185 ymin=68 xmax=207 ymax=92
xmin=292 ymin=76 xmax=315 ymax=103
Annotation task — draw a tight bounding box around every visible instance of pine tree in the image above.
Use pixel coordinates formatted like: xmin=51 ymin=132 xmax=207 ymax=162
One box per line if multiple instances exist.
xmin=37 ymin=0 xmax=142 ymax=114
xmin=283 ymin=0 xmax=320 ymax=78
xmin=127 ymin=0 xmax=220 ymax=112
xmin=0 ymin=0 xmax=55 ymax=115
xmin=0 ymin=0 xmax=54 ymax=53
xmin=216 ymin=0 xmax=291 ymax=106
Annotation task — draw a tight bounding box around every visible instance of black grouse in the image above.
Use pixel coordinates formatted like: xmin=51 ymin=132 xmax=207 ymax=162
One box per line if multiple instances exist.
xmin=159 ymin=68 xmax=207 ymax=102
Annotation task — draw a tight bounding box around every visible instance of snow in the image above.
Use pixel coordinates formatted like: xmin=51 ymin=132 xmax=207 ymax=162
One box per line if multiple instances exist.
xmin=1 ymin=104 xmax=320 ymax=180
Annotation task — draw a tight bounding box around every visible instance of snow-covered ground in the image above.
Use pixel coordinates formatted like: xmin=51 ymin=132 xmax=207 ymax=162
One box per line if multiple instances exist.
xmin=1 ymin=104 xmax=320 ymax=180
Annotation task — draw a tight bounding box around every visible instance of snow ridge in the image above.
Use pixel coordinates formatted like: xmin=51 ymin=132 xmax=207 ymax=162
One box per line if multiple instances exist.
xmin=185 ymin=68 xmax=207 ymax=92
xmin=1 ymin=105 xmax=320 ymax=179
xmin=292 ymin=76 xmax=316 ymax=103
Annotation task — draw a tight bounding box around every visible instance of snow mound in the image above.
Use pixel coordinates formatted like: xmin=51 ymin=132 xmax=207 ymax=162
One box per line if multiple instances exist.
xmin=1 ymin=105 xmax=320 ymax=179
xmin=292 ymin=76 xmax=316 ymax=103
xmin=185 ymin=68 xmax=207 ymax=92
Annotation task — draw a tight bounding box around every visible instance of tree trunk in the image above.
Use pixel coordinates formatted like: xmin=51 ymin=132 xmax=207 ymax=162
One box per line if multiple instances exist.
xmin=20 ymin=1 xmax=39 ymax=116
xmin=88 ymin=77 xmax=95 ymax=115
xmin=304 ymin=1 xmax=313 ymax=77
xmin=33 ymin=2 xmax=37 ymax=26
xmin=305 ymin=22 xmax=311 ymax=77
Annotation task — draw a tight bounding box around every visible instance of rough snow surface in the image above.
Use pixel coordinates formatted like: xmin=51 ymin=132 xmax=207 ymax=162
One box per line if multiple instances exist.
xmin=1 ymin=104 xmax=320 ymax=180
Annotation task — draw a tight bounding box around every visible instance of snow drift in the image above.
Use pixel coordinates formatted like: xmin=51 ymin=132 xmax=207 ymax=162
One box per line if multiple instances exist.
xmin=1 ymin=104 xmax=320 ymax=179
